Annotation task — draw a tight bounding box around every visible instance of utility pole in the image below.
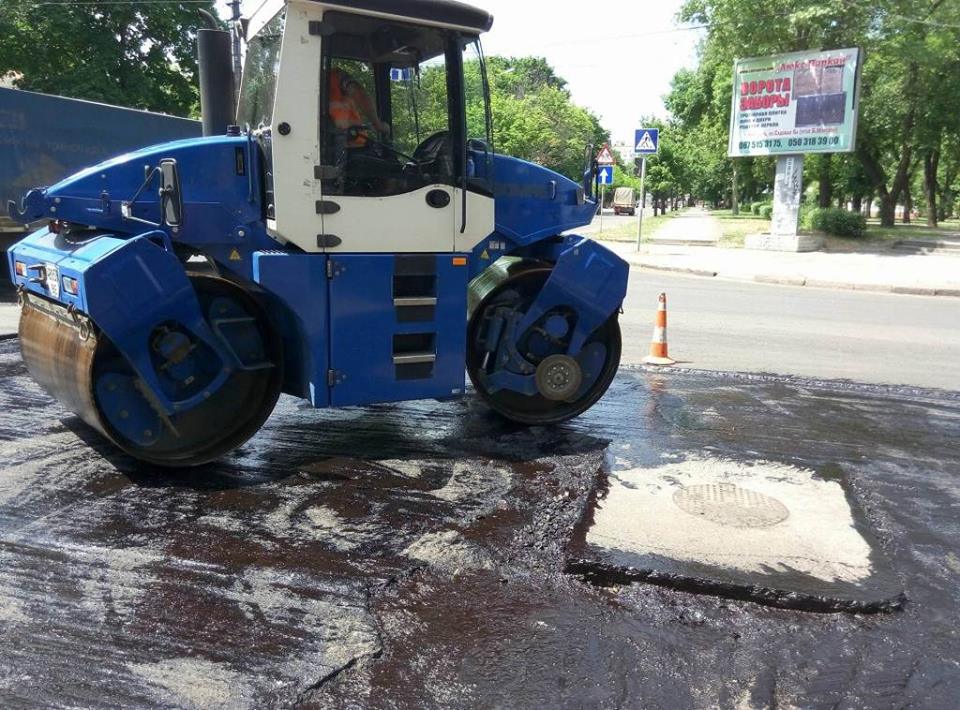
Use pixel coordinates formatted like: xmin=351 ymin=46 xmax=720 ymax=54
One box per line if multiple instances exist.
xmin=230 ymin=0 xmax=242 ymax=106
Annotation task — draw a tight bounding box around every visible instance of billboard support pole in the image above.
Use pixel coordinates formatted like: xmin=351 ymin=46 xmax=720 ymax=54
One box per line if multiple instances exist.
xmin=635 ymin=156 xmax=647 ymax=252
xmin=732 ymin=159 xmax=739 ymax=215
xmin=765 ymin=153 xmax=820 ymax=250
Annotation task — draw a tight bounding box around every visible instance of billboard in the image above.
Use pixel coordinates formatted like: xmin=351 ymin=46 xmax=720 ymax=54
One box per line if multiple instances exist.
xmin=728 ymin=48 xmax=861 ymax=158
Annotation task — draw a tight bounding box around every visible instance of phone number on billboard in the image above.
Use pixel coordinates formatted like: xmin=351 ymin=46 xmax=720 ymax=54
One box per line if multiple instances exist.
xmin=738 ymin=136 xmax=842 ymax=151
xmin=786 ymin=136 xmax=841 ymax=147
xmin=738 ymin=140 xmax=782 ymax=149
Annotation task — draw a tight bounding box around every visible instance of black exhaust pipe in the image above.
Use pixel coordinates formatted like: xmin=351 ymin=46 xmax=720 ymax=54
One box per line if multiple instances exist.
xmin=197 ymin=11 xmax=234 ymax=137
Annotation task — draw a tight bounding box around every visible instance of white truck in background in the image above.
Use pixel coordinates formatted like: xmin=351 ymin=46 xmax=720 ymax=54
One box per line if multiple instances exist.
xmin=612 ymin=187 xmax=636 ymax=216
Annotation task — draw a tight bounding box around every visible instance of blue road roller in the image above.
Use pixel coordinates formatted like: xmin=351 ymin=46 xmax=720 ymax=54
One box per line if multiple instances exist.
xmin=6 ymin=0 xmax=628 ymax=466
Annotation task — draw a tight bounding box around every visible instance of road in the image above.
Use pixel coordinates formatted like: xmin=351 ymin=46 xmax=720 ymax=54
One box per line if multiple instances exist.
xmin=577 ymin=208 xmax=636 ymax=236
xmin=1 ymin=259 xmax=959 ymax=706
xmin=620 ymin=270 xmax=960 ymax=390
xmin=1 ymin=335 xmax=958 ymax=707
xmin=3 ymin=267 xmax=958 ymax=390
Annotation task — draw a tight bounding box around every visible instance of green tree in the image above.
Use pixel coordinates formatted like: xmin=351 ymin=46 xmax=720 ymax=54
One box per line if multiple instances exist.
xmin=485 ymin=57 xmax=609 ymax=179
xmin=0 ymin=0 xmax=214 ymax=116
xmin=673 ymin=0 xmax=960 ymax=226
xmin=419 ymin=55 xmax=609 ymax=179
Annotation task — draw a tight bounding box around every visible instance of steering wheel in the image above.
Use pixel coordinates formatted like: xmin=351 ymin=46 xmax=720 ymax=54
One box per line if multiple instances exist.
xmin=413 ymin=130 xmax=450 ymax=164
xmin=346 ymin=124 xmax=418 ymax=164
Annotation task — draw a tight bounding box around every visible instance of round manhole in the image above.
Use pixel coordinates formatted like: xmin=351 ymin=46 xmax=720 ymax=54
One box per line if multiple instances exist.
xmin=673 ymin=483 xmax=789 ymax=528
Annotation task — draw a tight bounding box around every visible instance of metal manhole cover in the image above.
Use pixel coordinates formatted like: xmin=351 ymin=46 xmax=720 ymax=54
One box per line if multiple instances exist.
xmin=673 ymin=483 xmax=789 ymax=528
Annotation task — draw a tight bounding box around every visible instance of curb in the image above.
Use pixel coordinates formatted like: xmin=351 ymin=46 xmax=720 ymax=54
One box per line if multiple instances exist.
xmin=891 ymin=286 xmax=938 ymax=297
xmin=804 ymin=279 xmax=857 ymax=290
xmin=626 ymin=259 xmax=960 ymax=298
xmin=635 ymin=263 xmax=718 ymax=278
xmin=754 ymin=274 xmax=806 ymax=287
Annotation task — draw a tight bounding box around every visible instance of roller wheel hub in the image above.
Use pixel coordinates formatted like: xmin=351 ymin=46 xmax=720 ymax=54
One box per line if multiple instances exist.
xmin=535 ymin=355 xmax=582 ymax=401
xmin=466 ymin=261 xmax=621 ymax=426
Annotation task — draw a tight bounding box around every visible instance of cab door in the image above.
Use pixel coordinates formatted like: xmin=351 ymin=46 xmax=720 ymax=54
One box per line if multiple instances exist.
xmin=317 ymin=14 xmax=458 ymax=253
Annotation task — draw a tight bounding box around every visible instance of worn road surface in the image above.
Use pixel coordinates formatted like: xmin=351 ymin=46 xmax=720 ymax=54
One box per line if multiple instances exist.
xmin=620 ymin=271 xmax=960 ymax=390
xmin=1 ymin=337 xmax=959 ymax=708
xmin=6 ymin=270 xmax=960 ymax=390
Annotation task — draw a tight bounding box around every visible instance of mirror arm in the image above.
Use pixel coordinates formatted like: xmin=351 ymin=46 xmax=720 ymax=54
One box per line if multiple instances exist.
xmin=121 ymin=165 xmax=162 ymax=229
xmin=126 ymin=166 xmax=160 ymax=209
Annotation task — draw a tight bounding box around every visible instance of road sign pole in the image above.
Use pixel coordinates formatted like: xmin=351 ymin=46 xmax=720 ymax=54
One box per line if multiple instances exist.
xmin=599 ymin=184 xmax=605 ymax=233
xmin=595 ymin=145 xmax=615 ymax=234
xmin=636 ymin=157 xmax=647 ymax=251
xmin=633 ymin=127 xmax=659 ymax=250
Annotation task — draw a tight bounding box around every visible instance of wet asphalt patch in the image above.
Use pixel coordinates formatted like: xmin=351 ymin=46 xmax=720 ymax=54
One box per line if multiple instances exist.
xmin=1 ymin=337 xmax=959 ymax=707
xmin=568 ymin=453 xmax=903 ymax=614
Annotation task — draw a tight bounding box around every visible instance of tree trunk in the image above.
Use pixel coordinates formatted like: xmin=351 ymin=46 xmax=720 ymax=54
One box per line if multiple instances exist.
xmin=879 ymin=195 xmax=896 ymax=226
xmin=924 ymin=147 xmax=940 ymax=227
xmin=731 ymin=161 xmax=739 ymax=215
xmin=939 ymin=157 xmax=958 ymax=221
xmin=941 ymin=190 xmax=954 ymax=222
xmin=903 ymin=184 xmax=912 ymax=224
xmin=837 ymin=195 xmax=844 ymax=209
xmin=818 ymin=155 xmax=832 ymax=208
xmin=855 ymin=63 xmax=918 ymax=227
xmin=852 ymin=193 xmax=863 ymax=214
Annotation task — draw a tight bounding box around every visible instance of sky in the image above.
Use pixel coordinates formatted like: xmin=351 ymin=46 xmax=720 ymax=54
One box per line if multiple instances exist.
xmin=218 ymin=1 xmax=704 ymax=146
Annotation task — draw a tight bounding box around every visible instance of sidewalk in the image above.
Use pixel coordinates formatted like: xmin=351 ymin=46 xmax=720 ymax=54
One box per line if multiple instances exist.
xmin=599 ymin=239 xmax=960 ymax=297
xmin=647 ymin=207 xmax=718 ymax=245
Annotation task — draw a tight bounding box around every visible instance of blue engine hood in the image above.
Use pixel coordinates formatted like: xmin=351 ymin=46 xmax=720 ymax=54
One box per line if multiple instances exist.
xmin=492 ymin=154 xmax=597 ymax=245
xmin=8 ymin=135 xmax=261 ymax=234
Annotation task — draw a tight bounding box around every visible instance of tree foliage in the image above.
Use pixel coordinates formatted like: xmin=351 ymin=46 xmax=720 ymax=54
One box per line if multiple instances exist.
xmin=484 ymin=57 xmax=609 ymax=179
xmin=393 ymin=55 xmax=608 ymax=180
xmin=0 ymin=5 xmax=606 ymax=180
xmin=0 ymin=0 xmax=214 ymax=116
xmin=667 ymin=0 xmax=960 ymax=225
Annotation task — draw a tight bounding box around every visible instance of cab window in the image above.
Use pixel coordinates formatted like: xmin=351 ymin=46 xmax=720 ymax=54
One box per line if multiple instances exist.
xmin=237 ymin=9 xmax=285 ymax=129
xmin=320 ymin=12 xmax=454 ymax=198
xmin=462 ymin=36 xmax=494 ymax=195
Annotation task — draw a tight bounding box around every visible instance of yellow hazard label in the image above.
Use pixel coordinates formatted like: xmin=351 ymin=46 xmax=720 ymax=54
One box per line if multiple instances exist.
xmin=480 ymin=249 xmax=490 ymax=260
xmin=229 ymin=249 xmax=242 ymax=261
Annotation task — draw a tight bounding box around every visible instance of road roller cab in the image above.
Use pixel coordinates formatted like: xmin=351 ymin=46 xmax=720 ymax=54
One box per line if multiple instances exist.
xmin=6 ymin=0 xmax=629 ymax=466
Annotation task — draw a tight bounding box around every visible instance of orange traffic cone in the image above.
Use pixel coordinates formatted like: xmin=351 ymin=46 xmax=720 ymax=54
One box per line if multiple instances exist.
xmin=642 ymin=292 xmax=676 ymax=365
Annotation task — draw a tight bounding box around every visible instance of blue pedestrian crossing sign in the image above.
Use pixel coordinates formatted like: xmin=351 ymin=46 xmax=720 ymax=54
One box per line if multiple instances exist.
xmin=634 ymin=128 xmax=659 ymax=155
xmin=597 ymin=165 xmax=614 ymax=185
